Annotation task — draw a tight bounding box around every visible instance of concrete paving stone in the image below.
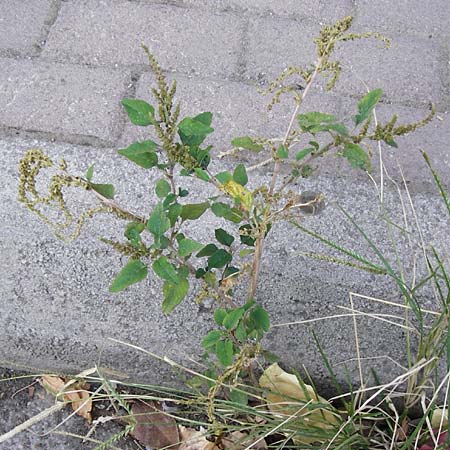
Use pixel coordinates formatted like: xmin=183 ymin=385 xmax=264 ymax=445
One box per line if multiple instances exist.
xmin=246 ymin=17 xmax=446 ymax=109
xmin=354 ymin=0 xmax=450 ymax=37
xmin=0 ymin=0 xmax=57 ymax=56
xmin=182 ymin=0 xmax=353 ymax=21
xmin=42 ymin=0 xmax=244 ymax=79
xmin=1 ymin=136 xmax=449 ymax=389
xmin=0 ymin=57 xmax=131 ymax=145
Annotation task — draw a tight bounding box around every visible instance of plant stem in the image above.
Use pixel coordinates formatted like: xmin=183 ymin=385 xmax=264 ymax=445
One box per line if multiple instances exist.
xmin=248 ymin=57 xmax=323 ymax=300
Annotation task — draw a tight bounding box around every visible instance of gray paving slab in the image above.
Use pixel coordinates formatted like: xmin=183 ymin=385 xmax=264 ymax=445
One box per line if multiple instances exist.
xmin=0 ymin=0 xmax=58 ymax=56
xmin=354 ymin=0 xmax=450 ymax=36
xmin=183 ymin=0 xmax=353 ymax=21
xmin=1 ymin=136 xmax=449 ymax=390
xmin=0 ymin=58 xmax=131 ymax=145
xmin=42 ymin=0 xmax=244 ymax=79
xmin=245 ymin=17 xmax=446 ymax=109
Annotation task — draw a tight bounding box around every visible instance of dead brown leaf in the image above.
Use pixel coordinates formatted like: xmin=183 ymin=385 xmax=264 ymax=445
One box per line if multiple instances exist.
xmin=178 ymin=425 xmax=215 ymax=450
xmin=129 ymin=400 xmax=179 ymax=449
xmin=40 ymin=375 xmax=92 ymax=423
xmin=221 ymin=431 xmax=267 ymax=450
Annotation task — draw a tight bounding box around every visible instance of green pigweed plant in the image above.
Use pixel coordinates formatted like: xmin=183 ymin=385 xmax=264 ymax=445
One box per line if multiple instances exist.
xmin=18 ymin=16 xmax=435 ymax=411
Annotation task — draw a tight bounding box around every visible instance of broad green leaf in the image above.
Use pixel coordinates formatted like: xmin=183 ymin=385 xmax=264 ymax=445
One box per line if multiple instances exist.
xmin=179 ymin=188 xmax=189 ymax=197
xmin=211 ymin=202 xmax=242 ymax=223
xmin=178 ymin=238 xmax=203 ymax=257
xmin=223 ymin=308 xmax=245 ymax=330
xmin=343 ymin=143 xmax=371 ymax=171
xmin=118 ymin=140 xmax=158 ymax=168
xmin=194 ymin=168 xmax=210 ymax=181
xmin=180 ymin=202 xmax=209 ymax=220
xmin=162 ymin=278 xmax=189 ymax=314
xmin=152 ymin=257 xmax=179 ymax=284
xmin=86 ymin=165 xmax=94 ymax=182
xmin=233 ymin=164 xmax=248 ymax=186
xmin=223 ymin=266 xmax=239 ymax=278
xmin=204 ymin=270 xmax=216 ymax=287
xmin=276 ymin=145 xmax=289 ymax=159
xmin=231 ymin=136 xmax=264 ymax=152
xmin=201 ymin=330 xmax=222 ymax=349
xmin=208 ymin=249 xmax=232 ymax=269
xmin=214 ymin=308 xmax=227 ymax=325
xmin=355 ymin=89 xmax=382 ymax=125
xmin=90 ymin=183 xmax=115 ymax=199
xmin=177 ymin=265 xmax=190 ymax=280
xmin=155 ymin=179 xmax=171 ymax=198
xmin=197 ymin=243 xmax=218 ymax=258
xmin=234 ymin=321 xmax=247 ymax=342
xmin=147 ymin=203 xmax=170 ymax=237
xmin=215 ymin=228 xmax=234 ymax=247
xmin=125 ymin=221 xmax=145 ymax=247
xmin=121 ymin=99 xmax=155 ymax=126
xmin=194 ymin=111 xmax=213 ymax=127
xmin=216 ymin=171 xmax=233 ymax=184
xmin=178 ymin=114 xmax=214 ymax=147
xmin=301 ymin=165 xmax=313 ymax=177
xmin=298 ymin=112 xmax=347 ymax=135
xmin=167 ymin=203 xmax=182 ymax=226
xmin=215 ymin=340 xmax=234 ymax=366
xmin=109 ymin=259 xmax=148 ymax=292
xmin=295 ymin=147 xmax=314 ymax=161
xmin=239 ymin=224 xmax=255 ymax=246
xmin=250 ymin=306 xmax=270 ymax=332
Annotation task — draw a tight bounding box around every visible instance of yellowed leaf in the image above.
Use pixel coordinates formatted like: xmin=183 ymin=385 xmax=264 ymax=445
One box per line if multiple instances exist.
xmin=431 ymin=407 xmax=448 ymax=429
xmin=220 ymin=180 xmax=253 ymax=211
xmin=178 ymin=426 xmax=215 ymax=450
xmin=65 ymin=387 xmax=92 ymax=423
xmin=259 ymin=363 xmax=341 ymax=444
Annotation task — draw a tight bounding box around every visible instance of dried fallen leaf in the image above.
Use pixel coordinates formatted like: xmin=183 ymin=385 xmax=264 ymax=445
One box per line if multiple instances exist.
xmin=259 ymin=363 xmax=341 ymax=444
xmin=40 ymin=375 xmax=92 ymax=423
xmin=178 ymin=425 xmax=215 ymax=450
xmin=221 ymin=431 xmax=267 ymax=450
xmin=129 ymin=400 xmax=179 ymax=449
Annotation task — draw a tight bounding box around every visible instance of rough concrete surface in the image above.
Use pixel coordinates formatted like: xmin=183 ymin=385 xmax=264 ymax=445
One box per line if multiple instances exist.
xmin=1 ymin=0 xmax=450 ymax=447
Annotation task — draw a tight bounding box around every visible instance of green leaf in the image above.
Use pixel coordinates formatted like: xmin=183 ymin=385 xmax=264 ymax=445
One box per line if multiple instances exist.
xmin=215 ymin=228 xmax=234 ymax=247
xmin=109 ymin=259 xmax=148 ymax=292
xmin=216 ymin=171 xmax=233 ymax=184
xmin=208 ymin=249 xmax=232 ymax=269
xmin=152 ymin=257 xmax=179 ymax=284
xmin=86 ymin=165 xmax=94 ymax=182
xmin=229 ymin=389 xmax=248 ymax=406
xmin=295 ymin=147 xmax=314 ymax=161
xmin=343 ymin=143 xmax=371 ymax=171
xmin=223 ymin=308 xmax=244 ymax=331
xmin=234 ymin=321 xmax=247 ymax=342
xmin=118 ymin=140 xmax=158 ymax=168
xmin=90 ymin=183 xmax=115 ymax=199
xmin=194 ymin=168 xmax=210 ymax=182
xmin=147 ymin=203 xmax=170 ymax=237
xmin=155 ymin=179 xmax=171 ymax=198
xmin=178 ymin=114 xmax=214 ymax=147
xmin=201 ymin=330 xmax=222 ymax=349
xmin=197 ymin=243 xmax=218 ymax=258
xmin=233 ymin=164 xmax=248 ymax=186
xmin=178 ymin=238 xmax=203 ymax=257
xmin=276 ymin=145 xmax=289 ymax=159
xmin=180 ymin=202 xmax=209 ymax=220
xmin=223 ymin=266 xmax=239 ymax=278
xmin=121 ymin=99 xmax=155 ymax=126
xmin=298 ymin=112 xmax=348 ymax=135
xmin=231 ymin=136 xmax=264 ymax=152
xmin=250 ymin=306 xmax=270 ymax=332
xmin=162 ymin=278 xmax=189 ymax=314
xmin=214 ymin=308 xmax=227 ymax=325
xmin=167 ymin=203 xmax=182 ymax=227
xmin=239 ymin=224 xmax=255 ymax=246
xmin=215 ymin=340 xmax=234 ymax=366
xmin=211 ymin=202 xmax=242 ymax=223
xmin=124 ymin=222 xmax=145 ymax=247
xmin=355 ymin=89 xmax=382 ymax=125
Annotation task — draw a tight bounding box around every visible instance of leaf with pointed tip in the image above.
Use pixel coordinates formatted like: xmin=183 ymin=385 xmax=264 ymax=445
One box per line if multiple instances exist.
xmin=122 ymin=99 xmax=155 ymax=126
xmin=162 ymin=279 xmax=189 ymax=314
xmin=90 ymin=183 xmax=115 ymax=199
xmin=118 ymin=141 xmax=158 ymax=168
xmin=355 ymin=89 xmax=382 ymax=125
xmin=152 ymin=257 xmax=179 ymax=284
xmin=343 ymin=143 xmax=371 ymax=171
xmin=109 ymin=260 xmax=148 ymax=292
